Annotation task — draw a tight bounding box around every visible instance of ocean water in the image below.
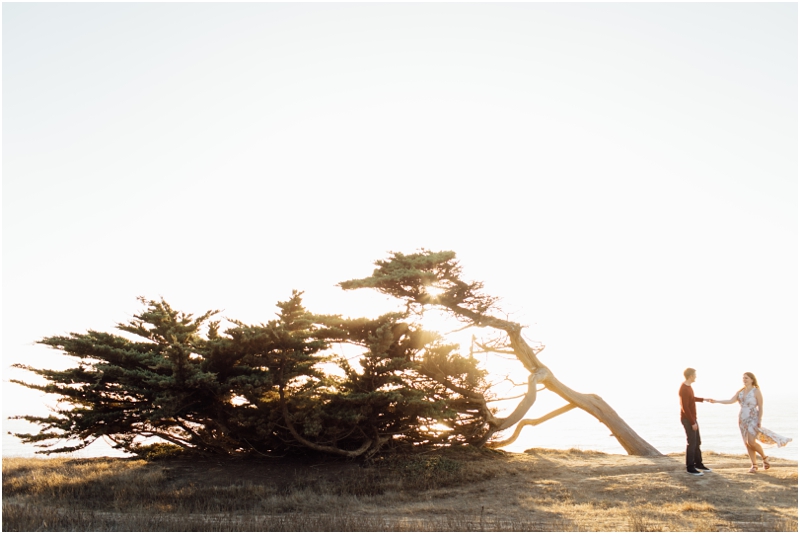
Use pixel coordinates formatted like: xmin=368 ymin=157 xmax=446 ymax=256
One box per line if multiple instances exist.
xmin=3 ymin=395 xmax=796 ymax=461
xmin=503 ymin=393 xmax=798 ymax=462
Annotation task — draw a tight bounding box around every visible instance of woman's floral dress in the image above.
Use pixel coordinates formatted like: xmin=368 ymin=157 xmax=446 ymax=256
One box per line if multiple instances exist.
xmin=738 ymin=388 xmax=792 ymax=447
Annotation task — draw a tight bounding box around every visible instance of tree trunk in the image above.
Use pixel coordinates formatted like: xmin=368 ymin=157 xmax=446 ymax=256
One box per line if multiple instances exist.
xmin=541 ymin=373 xmax=661 ymax=456
xmin=451 ymin=304 xmax=663 ymax=456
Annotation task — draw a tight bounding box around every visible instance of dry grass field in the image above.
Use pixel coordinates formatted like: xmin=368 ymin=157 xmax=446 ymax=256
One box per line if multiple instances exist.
xmin=3 ymin=447 xmax=797 ymax=531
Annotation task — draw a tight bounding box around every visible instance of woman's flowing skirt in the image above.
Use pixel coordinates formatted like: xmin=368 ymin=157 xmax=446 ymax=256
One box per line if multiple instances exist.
xmin=755 ymin=427 xmax=792 ymax=448
xmin=741 ymin=419 xmax=792 ymax=447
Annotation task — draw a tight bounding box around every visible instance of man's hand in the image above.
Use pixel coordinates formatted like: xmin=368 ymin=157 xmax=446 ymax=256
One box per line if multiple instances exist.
xmin=692 ymin=423 xmax=698 ymax=431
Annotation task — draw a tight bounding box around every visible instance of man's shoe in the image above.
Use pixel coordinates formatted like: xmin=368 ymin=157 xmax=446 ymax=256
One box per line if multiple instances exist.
xmin=695 ymin=465 xmax=713 ymax=472
xmin=687 ymin=469 xmax=704 ymax=476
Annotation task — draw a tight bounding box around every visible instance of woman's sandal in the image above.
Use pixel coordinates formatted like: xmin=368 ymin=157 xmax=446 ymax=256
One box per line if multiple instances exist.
xmin=749 ymin=465 xmax=758 ymax=473
xmin=763 ymin=456 xmax=770 ymax=470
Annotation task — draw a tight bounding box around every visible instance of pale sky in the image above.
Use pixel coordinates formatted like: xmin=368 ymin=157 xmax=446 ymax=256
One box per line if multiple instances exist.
xmin=3 ymin=3 xmax=797 ymax=455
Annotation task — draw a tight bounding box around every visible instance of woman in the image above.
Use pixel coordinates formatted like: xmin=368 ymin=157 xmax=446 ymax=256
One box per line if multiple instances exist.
xmin=709 ymin=372 xmax=792 ymax=473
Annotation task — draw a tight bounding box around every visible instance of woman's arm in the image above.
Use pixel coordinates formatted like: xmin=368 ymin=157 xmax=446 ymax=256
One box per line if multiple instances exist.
xmin=709 ymin=392 xmax=739 ymax=405
xmin=755 ymin=389 xmax=764 ymax=426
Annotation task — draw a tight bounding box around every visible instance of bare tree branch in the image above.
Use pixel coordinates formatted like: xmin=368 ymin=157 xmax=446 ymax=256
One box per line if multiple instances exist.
xmin=279 ymin=385 xmax=373 ymax=458
xmin=488 ymin=403 xmax=578 ymax=449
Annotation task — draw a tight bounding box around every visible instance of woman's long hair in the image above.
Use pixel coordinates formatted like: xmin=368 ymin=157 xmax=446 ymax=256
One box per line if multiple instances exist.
xmin=739 ymin=371 xmax=760 ymax=393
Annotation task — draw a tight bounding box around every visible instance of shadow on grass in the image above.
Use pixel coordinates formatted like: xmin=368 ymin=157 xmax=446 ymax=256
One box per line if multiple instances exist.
xmin=520 ymin=450 xmax=797 ymax=532
xmin=3 ymin=448 xmax=796 ymax=532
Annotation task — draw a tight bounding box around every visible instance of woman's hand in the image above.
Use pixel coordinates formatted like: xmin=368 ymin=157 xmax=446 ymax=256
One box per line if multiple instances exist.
xmin=707 ymin=399 xmax=716 ymax=403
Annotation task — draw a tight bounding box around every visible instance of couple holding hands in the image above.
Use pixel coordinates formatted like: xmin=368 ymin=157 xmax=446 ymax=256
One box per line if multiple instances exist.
xmin=680 ymin=368 xmax=791 ymax=475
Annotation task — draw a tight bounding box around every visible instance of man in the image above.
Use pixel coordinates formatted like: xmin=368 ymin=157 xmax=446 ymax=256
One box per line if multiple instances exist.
xmin=680 ymin=368 xmax=712 ymax=476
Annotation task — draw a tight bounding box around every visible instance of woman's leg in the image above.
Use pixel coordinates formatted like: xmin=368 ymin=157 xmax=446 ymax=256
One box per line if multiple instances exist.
xmin=748 ymin=436 xmax=769 ymax=467
xmin=745 ymin=439 xmax=757 ymax=467
xmin=747 ymin=435 xmax=764 ymax=465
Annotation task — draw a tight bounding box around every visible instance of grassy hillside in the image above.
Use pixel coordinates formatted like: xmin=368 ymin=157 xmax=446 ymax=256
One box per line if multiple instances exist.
xmin=3 ymin=447 xmax=797 ymax=531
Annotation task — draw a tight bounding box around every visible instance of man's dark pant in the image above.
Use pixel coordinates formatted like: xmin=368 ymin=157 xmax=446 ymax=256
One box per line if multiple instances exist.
xmin=681 ymin=418 xmax=703 ymax=469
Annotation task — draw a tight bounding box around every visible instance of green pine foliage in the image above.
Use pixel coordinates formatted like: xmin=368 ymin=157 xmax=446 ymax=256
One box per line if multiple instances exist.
xmin=339 ymin=249 xmax=499 ymax=320
xmin=12 ymin=266 xmax=492 ymax=458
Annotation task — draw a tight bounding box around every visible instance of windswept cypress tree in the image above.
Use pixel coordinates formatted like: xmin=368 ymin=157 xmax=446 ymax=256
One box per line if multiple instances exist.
xmin=11 ymin=250 xmax=659 ymax=457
